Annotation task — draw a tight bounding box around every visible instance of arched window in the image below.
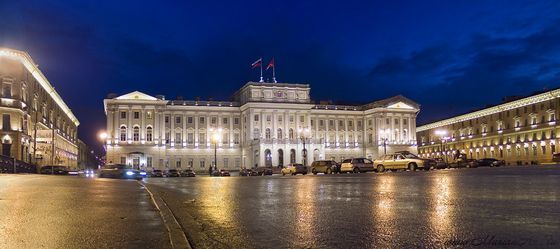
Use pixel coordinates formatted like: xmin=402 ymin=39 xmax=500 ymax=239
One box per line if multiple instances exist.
xmin=120 ymin=126 xmax=127 ymax=141
xmin=265 ymin=128 xmax=271 ymax=139
xmin=133 ymin=126 xmax=140 ymax=141
xmin=146 ymin=126 xmax=153 ymax=142
xmin=277 ymin=128 xmax=283 ymax=139
xmin=289 ymin=128 xmax=294 ymax=139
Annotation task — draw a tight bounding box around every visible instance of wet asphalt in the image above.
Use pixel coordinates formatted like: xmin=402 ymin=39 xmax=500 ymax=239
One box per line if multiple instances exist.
xmin=145 ymin=166 xmax=560 ymax=249
xmin=0 ymin=174 xmax=171 ymax=249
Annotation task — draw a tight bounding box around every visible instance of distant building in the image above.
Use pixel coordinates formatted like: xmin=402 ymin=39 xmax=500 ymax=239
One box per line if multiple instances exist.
xmin=417 ymin=88 xmax=560 ymax=165
xmin=77 ymin=139 xmax=100 ymax=169
xmin=0 ymin=48 xmax=79 ymax=168
xmin=103 ymin=82 xmax=419 ymax=172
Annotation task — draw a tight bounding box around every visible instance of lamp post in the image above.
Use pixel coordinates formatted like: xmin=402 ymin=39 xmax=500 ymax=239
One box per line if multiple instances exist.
xmin=97 ymin=131 xmax=108 ymax=168
xmin=434 ymin=130 xmax=449 ymax=163
xmin=210 ymin=128 xmax=222 ymax=171
xmin=298 ymin=127 xmax=310 ymax=166
xmin=379 ymin=129 xmax=389 ymax=155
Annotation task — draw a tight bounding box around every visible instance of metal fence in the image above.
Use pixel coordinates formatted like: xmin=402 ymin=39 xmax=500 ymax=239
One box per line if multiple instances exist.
xmin=0 ymin=155 xmax=37 ymax=173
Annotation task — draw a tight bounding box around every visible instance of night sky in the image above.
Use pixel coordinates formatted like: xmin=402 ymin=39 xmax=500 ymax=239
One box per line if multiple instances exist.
xmin=1 ymin=1 xmax=560 ymax=152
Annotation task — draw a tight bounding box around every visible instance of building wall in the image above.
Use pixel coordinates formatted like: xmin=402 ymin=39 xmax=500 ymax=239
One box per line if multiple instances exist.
xmin=0 ymin=48 xmax=79 ymax=168
xmin=105 ymin=85 xmax=419 ymax=173
xmin=417 ymin=89 xmax=560 ymax=165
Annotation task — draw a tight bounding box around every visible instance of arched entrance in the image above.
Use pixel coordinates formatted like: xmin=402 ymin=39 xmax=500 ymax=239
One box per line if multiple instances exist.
xmin=290 ymin=149 xmax=296 ymax=164
xmin=264 ymin=149 xmax=272 ymax=167
xmin=313 ymin=149 xmax=320 ymax=162
xmin=277 ymin=149 xmax=284 ymax=167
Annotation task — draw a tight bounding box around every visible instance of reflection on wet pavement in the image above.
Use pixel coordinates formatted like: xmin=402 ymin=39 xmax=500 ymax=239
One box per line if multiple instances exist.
xmin=147 ymin=166 xmax=560 ymax=249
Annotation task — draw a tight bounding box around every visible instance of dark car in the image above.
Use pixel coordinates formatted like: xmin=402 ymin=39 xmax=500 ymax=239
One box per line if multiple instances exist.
xmin=180 ymin=169 xmax=196 ymax=177
xmin=40 ymin=165 xmax=69 ymax=175
xmin=165 ymin=169 xmax=180 ymax=177
xmin=239 ymin=168 xmax=255 ymax=176
xmin=258 ymin=168 xmax=273 ymax=176
xmin=151 ymin=169 xmax=164 ymax=177
xmin=98 ymin=164 xmax=142 ymax=180
xmin=433 ymin=158 xmax=449 ymax=169
xmin=310 ymin=160 xmax=339 ymax=174
xmin=477 ymin=158 xmax=505 ymax=167
xmin=212 ymin=169 xmax=230 ymax=176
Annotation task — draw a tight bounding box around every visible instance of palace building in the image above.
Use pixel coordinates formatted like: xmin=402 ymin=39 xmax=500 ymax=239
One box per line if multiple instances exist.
xmin=417 ymin=88 xmax=560 ymax=165
xmin=0 ymin=48 xmax=79 ymax=167
xmin=103 ymin=82 xmax=419 ymax=171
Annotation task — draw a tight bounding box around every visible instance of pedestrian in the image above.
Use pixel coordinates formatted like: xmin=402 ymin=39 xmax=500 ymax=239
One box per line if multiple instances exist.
xmin=208 ymin=166 xmax=213 ymax=176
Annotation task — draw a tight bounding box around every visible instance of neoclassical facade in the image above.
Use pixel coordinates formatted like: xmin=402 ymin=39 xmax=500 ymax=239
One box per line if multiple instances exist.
xmin=417 ymin=88 xmax=560 ymax=165
xmin=0 ymin=48 xmax=79 ymax=167
xmin=104 ymin=82 xmax=419 ymax=172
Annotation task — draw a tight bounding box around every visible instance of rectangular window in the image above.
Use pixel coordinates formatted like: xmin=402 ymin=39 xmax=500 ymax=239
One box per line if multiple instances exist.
xmin=403 ymin=119 xmax=408 ymax=125
xmin=121 ymin=112 xmax=126 ymax=119
xmin=134 ymin=112 xmax=139 ymax=119
xmin=339 ymin=120 xmax=343 ymax=127
xmin=200 ymin=159 xmax=206 ymax=168
xmin=394 ymin=119 xmax=399 ymax=125
xmin=319 ymin=120 xmax=324 ymax=126
xmin=223 ymin=117 xmax=228 ymax=124
xmin=223 ymin=158 xmax=229 ymax=168
xmin=278 ymin=116 xmax=283 ymax=122
xmin=188 ymin=159 xmax=194 ymax=168
xmin=235 ymin=158 xmax=241 ymax=168
xmin=290 ymin=116 xmax=294 ymax=122
xmin=254 ymin=115 xmax=259 ymax=122
xmin=187 ymin=133 xmax=194 ymax=144
xmin=2 ymin=83 xmax=12 ymax=98
xmin=176 ymin=117 xmax=181 ymax=124
xmin=165 ymin=116 xmax=169 ymax=123
xmin=234 ymin=117 xmax=239 ymax=125
xmin=175 ymin=133 xmax=181 ymax=144
xmin=176 ymin=160 xmax=181 ymax=168
xmin=300 ymin=116 xmax=304 ymax=122
xmin=199 ymin=133 xmax=206 ymax=144
xmin=386 ymin=118 xmax=390 ymax=125
xmin=147 ymin=157 xmax=152 ymax=167
xmin=234 ymin=133 xmax=240 ymax=144
xmin=211 ymin=117 xmax=217 ymax=124
xmin=187 ymin=117 xmax=193 ymax=123
xmin=266 ymin=115 xmax=271 ymax=122
xmin=2 ymin=114 xmax=10 ymax=131
xmin=147 ymin=112 xmax=153 ymax=119
xmin=199 ymin=117 xmax=205 ymax=124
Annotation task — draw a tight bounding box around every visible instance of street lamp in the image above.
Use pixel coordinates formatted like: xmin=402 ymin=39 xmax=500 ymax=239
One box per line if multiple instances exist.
xmin=434 ymin=130 xmax=449 ymax=163
xmin=297 ymin=127 xmax=311 ymax=166
xmin=210 ymin=128 xmax=222 ymax=171
xmin=379 ymin=129 xmax=390 ymax=155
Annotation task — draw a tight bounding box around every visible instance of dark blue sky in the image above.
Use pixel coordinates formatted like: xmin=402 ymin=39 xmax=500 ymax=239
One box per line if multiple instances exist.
xmin=1 ymin=0 xmax=560 ymax=151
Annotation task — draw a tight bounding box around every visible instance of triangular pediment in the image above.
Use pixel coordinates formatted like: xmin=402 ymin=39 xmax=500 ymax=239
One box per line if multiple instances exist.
xmin=387 ymin=101 xmax=414 ymax=109
xmin=116 ymin=91 xmax=158 ymax=100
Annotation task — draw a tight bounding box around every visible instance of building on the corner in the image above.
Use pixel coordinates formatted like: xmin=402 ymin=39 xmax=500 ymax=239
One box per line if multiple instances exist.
xmin=0 ymin=48 xmax=79 ymax=168
xmin=417 ymin=88 xmax=560 ymax=165
xmin=77 ymin=139 xmax=101 ymax=169
xmin=103 ymin=82 xmax=419 ymax=172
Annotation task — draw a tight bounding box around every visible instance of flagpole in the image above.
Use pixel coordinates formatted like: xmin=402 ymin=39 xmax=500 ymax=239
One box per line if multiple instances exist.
xmin=273 ymin=60 xmax=277 ymax=83
xmin=259 ymin=58 xmax=264 ymax=82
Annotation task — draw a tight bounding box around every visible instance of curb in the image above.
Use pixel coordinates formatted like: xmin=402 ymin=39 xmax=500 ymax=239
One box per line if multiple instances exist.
xmin=138 ymin=181 xmax=192 ymax=249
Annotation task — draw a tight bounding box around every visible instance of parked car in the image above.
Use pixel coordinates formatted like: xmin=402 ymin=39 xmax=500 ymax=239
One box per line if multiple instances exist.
xmin=553 ymin=153 xmax=560 ymax=162
xmin=98 ymin=164 xmax=142 ymax=180
xmin=433 ymin=158 xmax=449 ymax=169
xmin=310 ymin=160 xmax=339 ymax=174
xmin=180 ymin=169 xmax=196 ymax=177
xmin=40 ymin=165 xmax=69 ymax=175
xmin=165 ymin=169 xmax=180 ymax=177
xmin=373 ymin=152 xmax=433 ymax=172
xmin=151 ymin=169 xmax=164 ymax=177
xmin=340 ymin=158 xmax=375 ymax=173
xmin=477 ymin=158 xmax=505 ymax=167
xmin=214 ymin=169 xmax=230 ymax=176
xmin=240 ymin=168 xmax=258 ymax=176
xmin=258 ymin=168 xmax=273 ymax=176
xmin=281 ymin=163 xmax=308 ymax=176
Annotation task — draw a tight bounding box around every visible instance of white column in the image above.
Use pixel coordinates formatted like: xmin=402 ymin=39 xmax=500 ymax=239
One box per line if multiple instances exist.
xmin=170 ymin=113 xmax=174 ymax=144
xmin=182 ymin=112 xmax=186 ymax=147
xmin=194 ymin=113 xmax=199 ymax=145
xmin=141 ymin=108 xmax=145 ymax=140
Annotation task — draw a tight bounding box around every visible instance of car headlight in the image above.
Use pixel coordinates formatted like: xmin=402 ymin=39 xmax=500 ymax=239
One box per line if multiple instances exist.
xmin=126 ymin=171 xmax=135 ymax=176
xmin=140 ymin=171 xmax=147 ymax=176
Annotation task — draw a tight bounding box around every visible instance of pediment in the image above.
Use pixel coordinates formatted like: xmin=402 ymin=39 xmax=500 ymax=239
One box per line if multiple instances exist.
xmin=116 ymin=91 xmax=158 ymax=100
xmin=387 ymin=101 xmax=415 ymax=109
